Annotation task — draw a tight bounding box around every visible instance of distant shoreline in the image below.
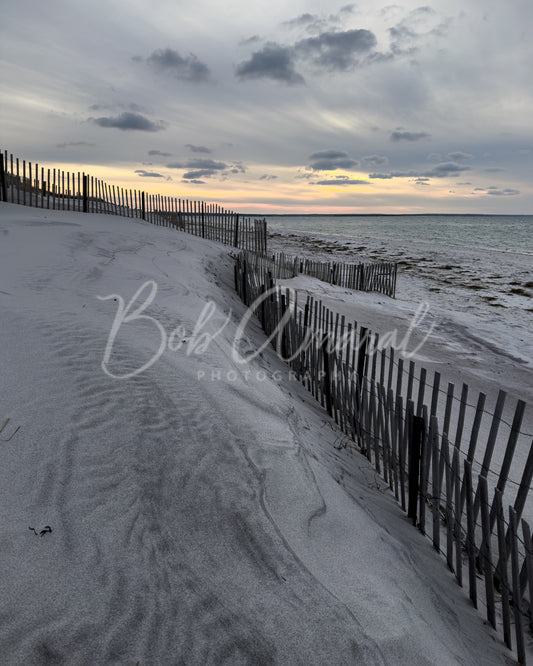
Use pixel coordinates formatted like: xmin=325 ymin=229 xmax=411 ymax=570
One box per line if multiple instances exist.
xmin=257 ymin=212 xmax=533 ymax=218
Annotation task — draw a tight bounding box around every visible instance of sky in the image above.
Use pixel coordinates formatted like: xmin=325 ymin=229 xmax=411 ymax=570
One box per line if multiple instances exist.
xmin=1 ymin=0 xmax=532 ymax=214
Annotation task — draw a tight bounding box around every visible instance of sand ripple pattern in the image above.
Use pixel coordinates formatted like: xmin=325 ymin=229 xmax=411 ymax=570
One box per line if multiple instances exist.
xmin=1 ymin=310 xmax=377 ymax=664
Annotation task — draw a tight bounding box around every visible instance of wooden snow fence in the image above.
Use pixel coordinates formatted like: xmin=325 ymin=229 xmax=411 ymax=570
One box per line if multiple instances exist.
xmin=0 ymin=149 xmax=267 ymax=255
xmin=235 ymin=252 xmax=533 ymax=664
xmin=241 ymin=250 xmax=398 ymax=298
xmin=262 ymin=251 xmax=397 ymax=297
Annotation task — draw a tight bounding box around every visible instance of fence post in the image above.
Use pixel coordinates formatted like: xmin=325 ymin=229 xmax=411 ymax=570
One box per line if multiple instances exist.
xmin=357 ymin=326 xmax=368 ymax=393
xmin=0 ymin=154 xmax=7 ymax=202
xmin=234 ymin=214 xmax=239 ymax=248
xmin=408 ymin=413 xmax=424 ymax=524
xmin=241 ymin=257 xmax=247 ymax=304
xmin=82 ymin=174 xmax=88 ymax=212
xmin=201 ymin=201 xmax=205 ymax=238
xmin=321 ymin=333 xmax=333 ymax=417
xmin=141 ymin=191 xmax=146 ymax=220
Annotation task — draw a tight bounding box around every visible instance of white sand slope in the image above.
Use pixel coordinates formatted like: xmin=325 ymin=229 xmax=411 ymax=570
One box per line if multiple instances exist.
xmin=0 ymin=203 xmax=517 ymax=664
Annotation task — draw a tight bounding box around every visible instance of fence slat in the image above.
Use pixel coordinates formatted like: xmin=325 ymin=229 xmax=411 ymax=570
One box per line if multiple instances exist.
xmin=510 ymin=507 xmax=526 ymax=664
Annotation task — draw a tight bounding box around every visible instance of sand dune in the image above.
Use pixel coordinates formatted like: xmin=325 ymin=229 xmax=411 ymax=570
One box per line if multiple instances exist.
xmin=0 ymin=203 xmax=517 ymax=664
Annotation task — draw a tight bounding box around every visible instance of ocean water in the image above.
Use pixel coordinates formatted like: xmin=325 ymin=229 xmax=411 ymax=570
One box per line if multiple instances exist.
xmin=265 ymin=214 xmax=533 ymax=255
xmin=265 ymin=214 xmax=533 ymax=308
xmin=265 ymin=214 xmax=533 ymax=368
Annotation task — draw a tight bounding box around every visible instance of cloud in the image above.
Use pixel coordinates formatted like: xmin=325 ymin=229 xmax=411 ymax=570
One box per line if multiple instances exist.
xmin=182 ymin=169 xmax=218 ymax=179
xmin=283 ymin=6 xmax=356 ymax=34
xmin=235 ymin=42 xmax=305 ymax=84
xmin=428 ymin=162 xmax=471 ymax=177
xmin=283 ymin=13 xmax=318 ymax=28
xmin=260 ymin=174 xmax=278 ymax=180
xmin=369 ymin=162 xmax=471 ymax=180
xmin=447 ymin=151 xmax=473 ymax=161
xmin=167 ymin=159 xmax=227 ymax=170
xmin=56 ymin=142 xmax=95 ymax=148
xmin=388 ymin=25 xmax=418 ymax=56
xmin=239 ymin=35 xmax=261 ymax=46
xmin=369 ymin=170 xmax=418 ymax=179
xmin=295 ymin=29 xmax=377 ymax=71
xmin=484 ymin=166 xmax=505 ymax=172
xmin=91 ymin=112 xmax=164 ymax=132
xmin=487 ymin=188 xmax=520 ymax=196
xmin=89 ymin=102 xmax=145 ymax=113
xmin=388 ymin=6 xmax=448 ymax=56
xmin=339 ymin=4 xmax=356 ymax=15
xmin=185 ymin=179 xmax=206 ymax=184
xmin=185 ymin=144 xmax=212 ymax=153
xmin=308 ymin=149 xmax=359 ymax=170
xmin=390 ymin=130 xmax=431 ymax=142
xmin=361 ymin=154 xmax=389 ymax=167
xmin=166 ymin=157 xmax=244 ymax=181
xmin=134 ymin=169 xmax=164 ymax=178
xmin=148 ymin=150 xmax=172 ymax=156
xmin=141 ymin=48 xmax=211 ymax=83
xmin=311 ymin=177 xmax=368 ymax=185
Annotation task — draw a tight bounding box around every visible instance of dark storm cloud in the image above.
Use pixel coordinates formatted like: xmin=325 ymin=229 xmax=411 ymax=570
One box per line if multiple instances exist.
xmin=140 ymin=48 xmax=211 ymax=83
xmin=308 ymin=150 xmax=359 ymax=170
xmin=134 ymin=169 xmax=164 ymax=177
xmin=447 ymin=151 xmax=473 ymax=161
xmin=91 ymin=112 xmax=164 ymax=132
xmin=235 ymin=43 xmax=305 ymax=84
xmin=185 ymin=144 xmax=212 ymax=154
xmin=295 ymin=29 xmax=377 ymax=70
xmin=148 ymin=150 xmax=172 ymax=156
xmin=390 ymin=130 xmax=431 ymax=142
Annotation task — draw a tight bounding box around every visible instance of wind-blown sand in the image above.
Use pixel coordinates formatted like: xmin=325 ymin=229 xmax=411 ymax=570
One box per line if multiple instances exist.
xmin=0 ymin=203 xmax=521 ymax=663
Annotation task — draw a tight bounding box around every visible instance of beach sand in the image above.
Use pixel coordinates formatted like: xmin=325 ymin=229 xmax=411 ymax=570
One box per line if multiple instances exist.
xmin=0 ymin=202 xmax=523 ymax=664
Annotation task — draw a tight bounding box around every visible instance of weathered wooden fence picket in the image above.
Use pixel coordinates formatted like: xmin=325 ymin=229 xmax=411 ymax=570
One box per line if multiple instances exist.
xmin=0 ymin=150 xmax=267 ymax=254
xmin=239 ymin=250 xmax=398 ymax=298
xmin=234 ymin=253 xmax=533 ymax=664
